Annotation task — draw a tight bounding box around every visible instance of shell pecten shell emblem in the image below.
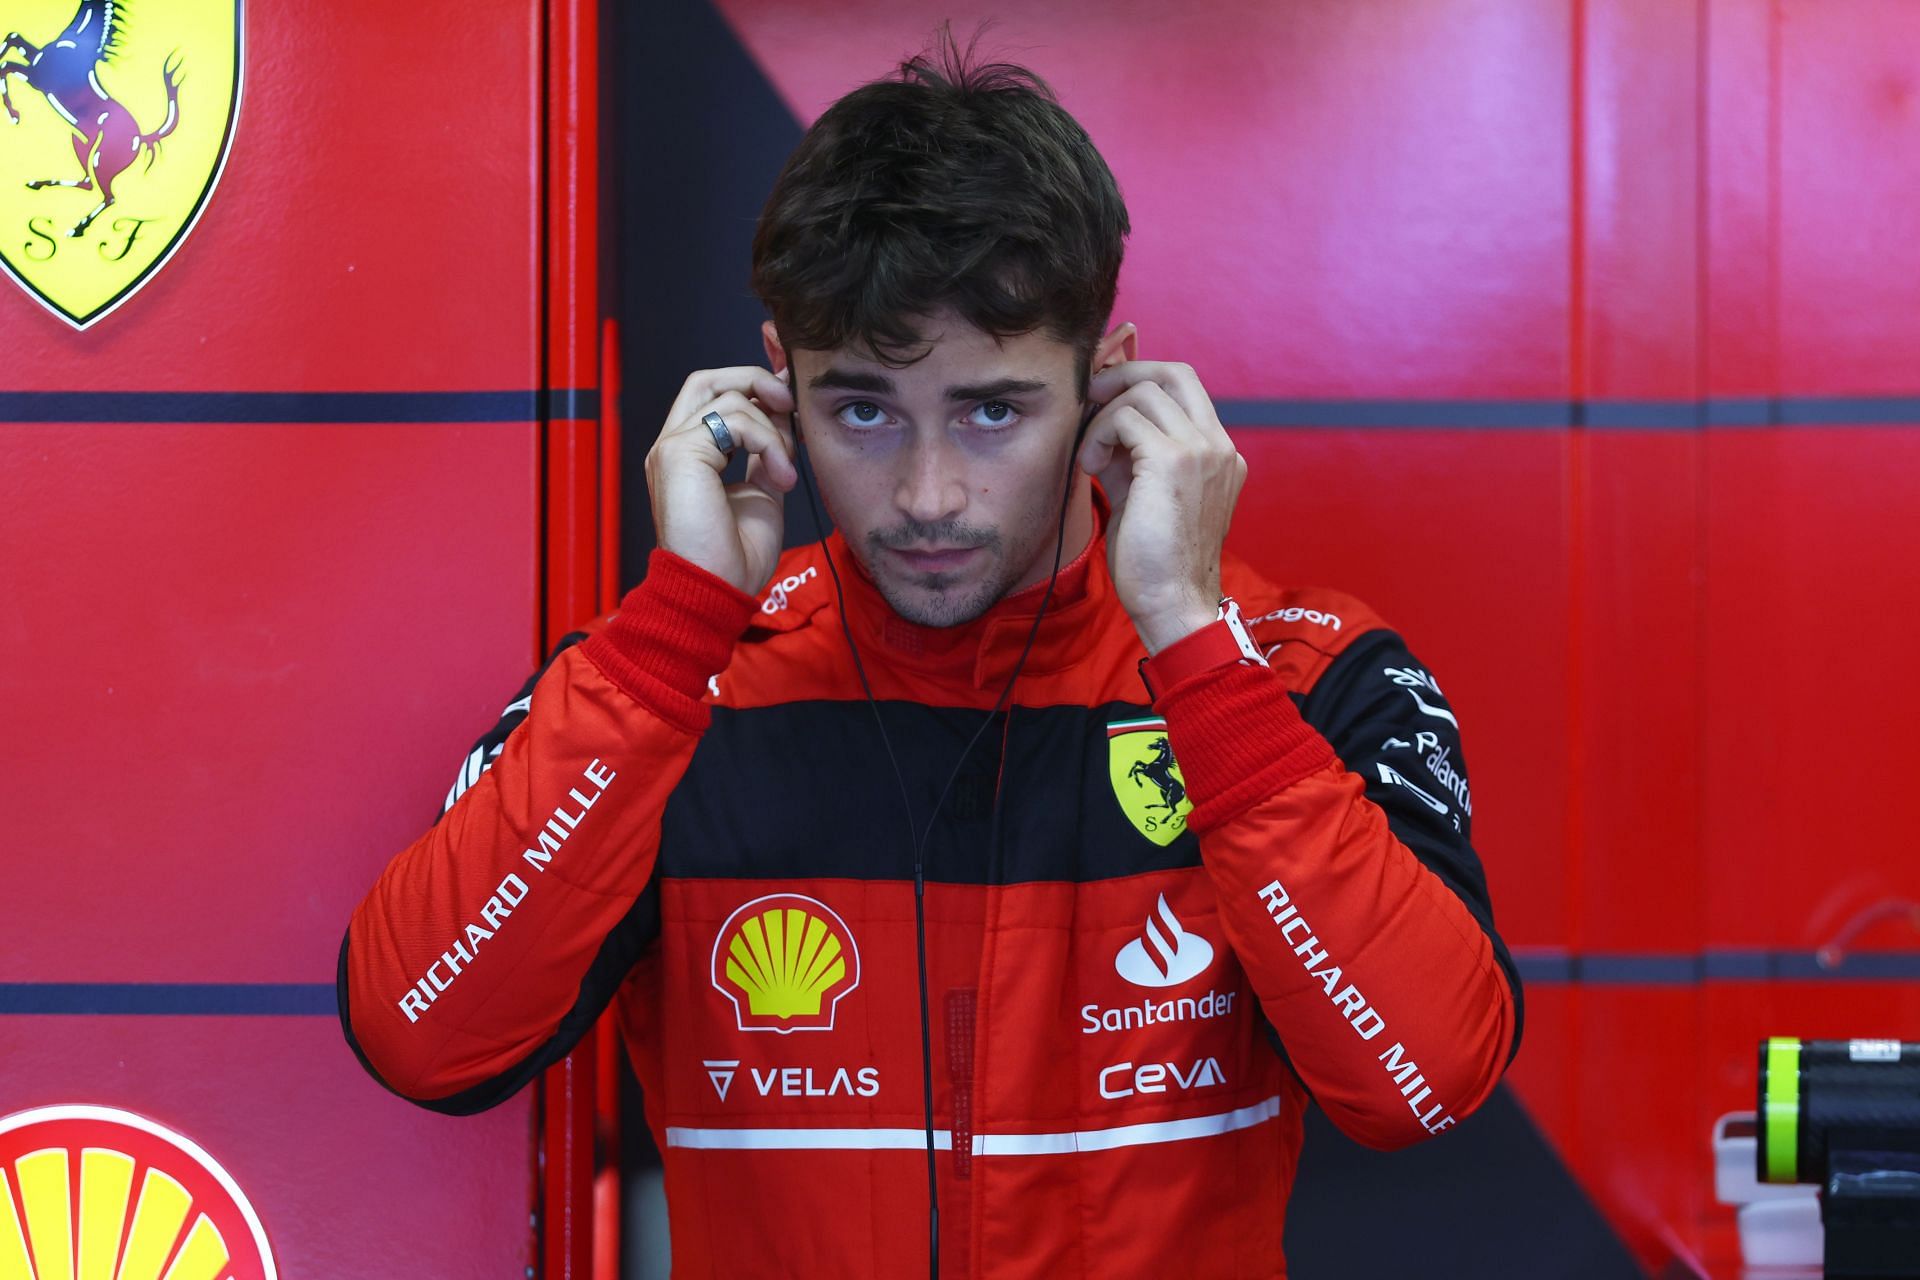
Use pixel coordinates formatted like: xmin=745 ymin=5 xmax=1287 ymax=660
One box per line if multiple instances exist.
xmin=0 ymin=1104 xmax=275 ymax=1280
xmin=711 ymin=893 xmax=861 ymax=1033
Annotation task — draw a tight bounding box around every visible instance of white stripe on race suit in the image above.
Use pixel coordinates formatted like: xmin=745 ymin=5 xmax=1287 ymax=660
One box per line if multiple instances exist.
xmin=666 ymin=1126 xmax=954 ymax=1152
xmin=978 ymin=1095 xmax=1280 ymax=1155
xmin=664 ymin=1095 xmax=1280 ymax=1155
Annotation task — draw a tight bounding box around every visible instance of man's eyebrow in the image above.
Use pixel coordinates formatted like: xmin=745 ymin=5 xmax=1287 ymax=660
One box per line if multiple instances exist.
xmin=809 ymin=367 xmax=1051 ymax=402
xmin=809 ymin=367 xmax=895 ymax=394
xmin=947 ymin=376 xmax=1051 ymax=402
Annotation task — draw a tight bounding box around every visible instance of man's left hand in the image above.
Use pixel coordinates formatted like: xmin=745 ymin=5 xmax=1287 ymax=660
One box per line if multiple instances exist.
xmin=1078 ymin=361 xmax=1248 ymax=654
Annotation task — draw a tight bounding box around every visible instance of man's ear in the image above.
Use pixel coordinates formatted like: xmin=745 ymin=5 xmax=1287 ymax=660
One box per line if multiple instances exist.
xmin=761 ymin=320 xmax=787 ymax=376
xmin=1094 ymin=320 xmax=1138 ymax=373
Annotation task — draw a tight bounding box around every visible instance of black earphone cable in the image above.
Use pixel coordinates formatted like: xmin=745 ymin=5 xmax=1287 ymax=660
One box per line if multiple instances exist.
xmin=785 ymin=391 xmax=1094 ymax=1279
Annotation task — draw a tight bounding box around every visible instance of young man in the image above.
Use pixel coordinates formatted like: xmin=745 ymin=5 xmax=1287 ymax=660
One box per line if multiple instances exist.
xmin=340 ymin=36 xmax=1521 ymax=1278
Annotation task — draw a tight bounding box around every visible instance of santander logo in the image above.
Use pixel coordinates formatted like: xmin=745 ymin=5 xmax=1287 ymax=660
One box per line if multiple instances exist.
xmin=1115 ymin=894 xmax=1215 ymax=988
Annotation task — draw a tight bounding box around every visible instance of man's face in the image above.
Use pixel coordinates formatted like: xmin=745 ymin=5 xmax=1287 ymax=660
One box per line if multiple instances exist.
xmin=772 ymin=309 xmax=1106 ymax=628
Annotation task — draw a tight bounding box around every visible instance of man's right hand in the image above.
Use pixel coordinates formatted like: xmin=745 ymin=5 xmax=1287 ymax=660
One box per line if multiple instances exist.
xmin=646 ymin=366 xmax=799 ymax=596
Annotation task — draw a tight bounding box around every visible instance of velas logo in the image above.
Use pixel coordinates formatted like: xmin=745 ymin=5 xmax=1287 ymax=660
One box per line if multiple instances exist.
xmin=1107 ymin=717 xmax=1192 ymax=845
xmin=0 ymin=1103 xmax=276 ymax=1279
xmin=703 ymin=1059 xmax=739 ymax=1101
xmin=1116 ymin=893 xmax=1215 ymax=988
xmin=0 ymin=0 xmax=243 ymax=328
xmin=711 ymin=893 xmax=860 ymax=1033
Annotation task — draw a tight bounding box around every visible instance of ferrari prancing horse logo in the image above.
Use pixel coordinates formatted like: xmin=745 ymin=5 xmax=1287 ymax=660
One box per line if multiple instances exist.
xmin=0 ymin=0 xmax=242 ymax=327
xmin=1108 ymin=716 xmax=1193 ymax=846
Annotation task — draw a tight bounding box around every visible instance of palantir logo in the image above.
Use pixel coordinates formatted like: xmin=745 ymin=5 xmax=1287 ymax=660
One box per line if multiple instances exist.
xmin=1115 ymin=893 xmax=1214 ymax=988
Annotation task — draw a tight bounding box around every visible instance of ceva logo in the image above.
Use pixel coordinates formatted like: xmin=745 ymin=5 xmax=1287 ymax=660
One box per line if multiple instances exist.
xmin=712 ymin=893 xmax=861 ymax=1033
xmin=0 ymin=1104 xmax=276 ymax=1279
xmin=1115 ymin=893 xmax=1215 ymax=988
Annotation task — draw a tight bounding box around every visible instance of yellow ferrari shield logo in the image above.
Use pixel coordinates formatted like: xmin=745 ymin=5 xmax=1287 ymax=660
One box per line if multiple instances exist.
xmin=1108 ymin=716 xmax=1192 ymax=845
xmin=0 ymin=0 xmax=241 ymax=327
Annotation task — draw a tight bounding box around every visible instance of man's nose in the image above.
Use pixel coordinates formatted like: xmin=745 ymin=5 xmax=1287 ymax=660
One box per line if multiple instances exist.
xmin=894 ymin=431 xmax=968 ymax=526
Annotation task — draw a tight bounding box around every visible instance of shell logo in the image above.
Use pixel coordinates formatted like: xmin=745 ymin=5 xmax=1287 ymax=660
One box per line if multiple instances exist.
xmin=711 ymin=893 xmax=861 ymax=1033
xmin=0 ymin=1105 xmax=275 ymax=1280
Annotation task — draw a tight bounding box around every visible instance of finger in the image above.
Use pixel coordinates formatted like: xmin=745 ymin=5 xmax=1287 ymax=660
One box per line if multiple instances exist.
xmin=1095 ymin=443 xmax=1132 ymax=519
xmin=1078 ymin=404 xmax=1152 ymax=520
xmin=666 ymin=366 xmax=795 ymax=434
xmin=663 ymin=390 xmax=772 ymax=448
xmin=1100 ymin=379 xmax=1203 ymax=444
xmin=706 ymin=396 xmax=795 ymax=487
xmin=1088 ymin=361 xmax=1222 ymax=441
xmin=739 ymin=388 xmax=800 ymax=456
xmin=1077 ymin=402 xmax=1166 ymax=477
xmin=692 ymin=388 xmax=795 ymax=457
xmin=676 ymin=394 xmax=796 ymax=489
xmin=694 ymin=368 xmax=797 ymax=422
xmin=728 ymin=451 xmax=787 ymax=512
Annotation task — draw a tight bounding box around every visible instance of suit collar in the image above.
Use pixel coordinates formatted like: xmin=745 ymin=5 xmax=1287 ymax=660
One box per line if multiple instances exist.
xmin=829 ymin=487 xmax=1118 ymax=690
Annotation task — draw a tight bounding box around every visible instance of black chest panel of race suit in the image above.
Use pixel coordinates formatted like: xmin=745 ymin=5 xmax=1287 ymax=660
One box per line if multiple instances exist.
xmin=656 ymin=699 xmax=1201 ymax=886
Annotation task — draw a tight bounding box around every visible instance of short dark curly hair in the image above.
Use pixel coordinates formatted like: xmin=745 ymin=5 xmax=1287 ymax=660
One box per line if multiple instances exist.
xmin=750 ymin=24 xmax=1131 ymax=400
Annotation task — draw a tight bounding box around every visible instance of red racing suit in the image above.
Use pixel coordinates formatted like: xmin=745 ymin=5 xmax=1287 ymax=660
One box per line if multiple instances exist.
xmin=339 ymin=501 xmax=1521 ymax=1278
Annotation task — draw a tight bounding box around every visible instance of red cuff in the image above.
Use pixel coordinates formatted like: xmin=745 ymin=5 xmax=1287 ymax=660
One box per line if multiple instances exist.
xmin=1141 ymin=618 xmax=1249 ymax=698
xmin=579 ymin=550 xmax=757 ymax=732
xmin=1155 ymin=661 xmax=1338 ymax=832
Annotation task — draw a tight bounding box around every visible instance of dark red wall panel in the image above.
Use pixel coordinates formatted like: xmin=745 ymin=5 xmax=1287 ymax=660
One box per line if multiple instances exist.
xmin=8 ymin=0 xmax=1911 ymax=1273
xmin=0 ymin=0 xmax=555 ymax=1273
xmin=1572 ymin=433 xmax=1705 ymax=954
xmin=0 ymin=424 xmax=536 ymax=983
xmin=1229 ymin=427 xmax=1574 ymax=953
xmin=3 ymin=0 xmax=539 ymax=392
xmin=1777 ymin=1 xmax=1920 ymax=394
xmin=0 ymin=1017 xmax=532 ymax=1275
xmin=715 ymin=0 xmax=1576 ymax=399
xmin=1701 ymin=427 xmax=1920 ymax=948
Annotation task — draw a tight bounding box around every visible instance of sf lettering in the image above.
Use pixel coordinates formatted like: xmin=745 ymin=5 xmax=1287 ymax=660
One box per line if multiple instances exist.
xmin=22 ymin=214 xmax=159 ymax=262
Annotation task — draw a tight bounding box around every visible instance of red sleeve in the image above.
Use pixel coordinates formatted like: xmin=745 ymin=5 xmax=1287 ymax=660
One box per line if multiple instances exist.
xmin=1152 ymin=658 xmax=1517 ymax=1150
xmin=340 ymin=551 xmax=755 ymax=1108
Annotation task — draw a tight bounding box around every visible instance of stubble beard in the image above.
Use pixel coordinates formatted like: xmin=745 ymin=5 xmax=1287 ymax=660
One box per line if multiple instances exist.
xmin=863 ymin=508 xmax=1057 ymax=629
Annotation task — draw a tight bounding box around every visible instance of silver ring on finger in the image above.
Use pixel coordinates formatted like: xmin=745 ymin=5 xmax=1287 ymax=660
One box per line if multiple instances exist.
xmin=702 ymin=411 xmax=737 ymax=457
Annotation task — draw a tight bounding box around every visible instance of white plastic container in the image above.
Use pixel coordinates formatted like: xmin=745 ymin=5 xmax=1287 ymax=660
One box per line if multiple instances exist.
xmin=1737 ymin=1198 xmax=1824 ymax=1269
xmin=1712 ymin=1111 xmax=1823 ymax=1270
xmin=1714 ymin=1112 xmax=1818 ymax=1205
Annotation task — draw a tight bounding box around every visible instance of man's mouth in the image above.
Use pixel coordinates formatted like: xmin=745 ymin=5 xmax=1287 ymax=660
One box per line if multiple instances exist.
xmin=888 ymin=546 xmax=984 ymax=574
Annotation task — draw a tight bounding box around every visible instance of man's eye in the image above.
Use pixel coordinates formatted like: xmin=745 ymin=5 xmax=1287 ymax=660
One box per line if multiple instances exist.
xmin=837 ymin=401 xmax=888 ymax=429
xmin=971 ymin=401 xmax=1019 ymax=429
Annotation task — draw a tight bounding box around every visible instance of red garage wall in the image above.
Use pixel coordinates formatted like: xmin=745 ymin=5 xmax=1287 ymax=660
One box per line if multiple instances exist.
xmin=9 ymin=0 xmax=1915 ymax=1273
xmin=709 ymin=0 xmax=1920 ymax=1273
xmin=0 ymin=0 xmax=580 ymax=1273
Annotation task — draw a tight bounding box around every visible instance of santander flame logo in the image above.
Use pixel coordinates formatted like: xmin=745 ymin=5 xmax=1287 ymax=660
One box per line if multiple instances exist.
xmin=1115 ymin=894 xmax=1215 ymax=988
